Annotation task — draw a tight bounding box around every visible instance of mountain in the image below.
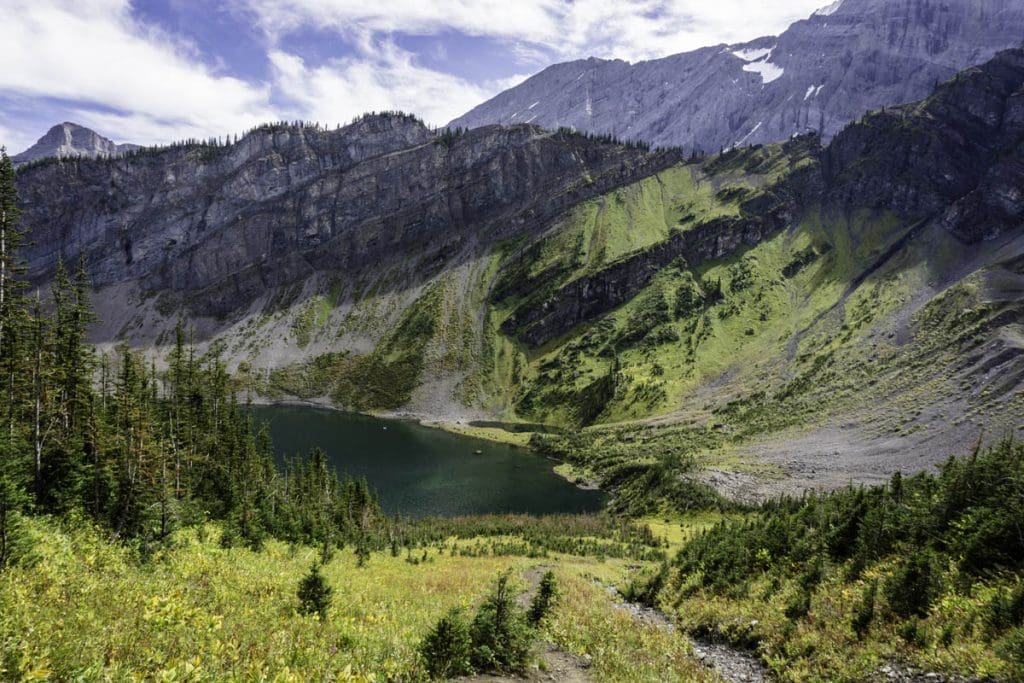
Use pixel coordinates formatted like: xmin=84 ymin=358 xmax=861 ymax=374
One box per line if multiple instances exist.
xmin=12 ymin=49 xmax=1024 ymax=501
xmin=12 ymin=122 xmax=139 ymax=164
xmin=450 ymin=0 xmax=1024 ymax=153
xmin=14 ymin=114 xmax=674 ymax=321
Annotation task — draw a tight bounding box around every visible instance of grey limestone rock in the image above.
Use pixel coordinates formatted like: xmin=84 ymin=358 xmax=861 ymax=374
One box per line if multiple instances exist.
xmin=450 ymin=0 xmax=1024 ymax=153
xmin=12 ymin=122 xmax=139 ymax=164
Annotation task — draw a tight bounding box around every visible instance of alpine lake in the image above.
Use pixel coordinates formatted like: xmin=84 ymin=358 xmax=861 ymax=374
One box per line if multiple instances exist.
xmin=250 ymin=405 xmax=605 ymax=517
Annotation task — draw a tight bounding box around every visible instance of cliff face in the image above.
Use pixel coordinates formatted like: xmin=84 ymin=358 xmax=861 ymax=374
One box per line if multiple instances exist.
xmin=450 ymin=0 xmax=1024 ymax=152
xmin=496 ymin=49 xmax=1024 ymax=349
xmin=16 ymin=115 xmax=680 ymax=319
xmin=823 ymin=49 xmax=1024 ymax=242
xmin=12 ymin=122 xmax=138 ymax=164
xmin=9 ymin=50 xmax=1024 ymax=497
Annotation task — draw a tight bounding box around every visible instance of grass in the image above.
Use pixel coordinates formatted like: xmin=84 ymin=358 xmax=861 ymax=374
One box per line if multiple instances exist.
xmin=292 ymin=295 xmax=333 ymax=349
xmin=432 ymin=422 xmax=534 ymax=448
xmin=640 ymin=510 xmax=746 ymax=551
xmin=0 ymin=516 xmax=705 ymax=681
xmin=0 ymin=519 xmax=521 ymax=680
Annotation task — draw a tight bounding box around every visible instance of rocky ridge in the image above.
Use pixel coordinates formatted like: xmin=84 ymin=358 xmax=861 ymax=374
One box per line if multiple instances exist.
xmin=502 ymin=49 xmax=1024 ymax=350
xmin=15 ymin=115 xmax=679 ymax=319
xmin=9 ymin=50 xmax=1024 ymax=502
xmin=450 ymin=0 xmax=1024 ymax=153
xmin=12 ymin=122 xmax=139 ymax=164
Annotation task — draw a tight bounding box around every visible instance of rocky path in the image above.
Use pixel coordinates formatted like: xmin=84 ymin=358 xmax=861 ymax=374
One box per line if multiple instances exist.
xmin=457 ymin=567 xmax=596 ymax=683
xmin=459 ymin=642 xmax=594 ymax=683
xmin=601 ymin=584 xmax=770 ymax=683
xmin=458 ymin=566 xmax=773 ymax=683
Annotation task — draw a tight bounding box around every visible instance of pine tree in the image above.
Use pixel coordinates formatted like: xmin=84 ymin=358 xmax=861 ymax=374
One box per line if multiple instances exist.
xmin=0 ymin=148 xmax=29 ymax=557
xmin=470 ymin=571 xmax=534 ymax=672
xmin=28 ymin=292 xmax=56 ymax=507
xmin=528 ymin=570 xmax=558 ymax=625
xmin=297 ymin=561 xmax=333 ymax=620
xmin=0 ymin=148 xmax=25 ymax=369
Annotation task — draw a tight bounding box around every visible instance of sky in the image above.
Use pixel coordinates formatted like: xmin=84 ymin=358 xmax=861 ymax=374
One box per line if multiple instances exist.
xmin=0 ymin=0 xmax=828 ymax=154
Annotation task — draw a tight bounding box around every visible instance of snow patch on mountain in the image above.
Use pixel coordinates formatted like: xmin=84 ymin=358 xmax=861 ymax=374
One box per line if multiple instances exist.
xmin=804 ymin=84 xmax=825 ymax=99
xmin=732 ymin=47 xmax=774 ymax=62
xmin=736 ymin=120 xmax=763 ymax=146
xmin=744 ymin=60 xmax=785 ymax=84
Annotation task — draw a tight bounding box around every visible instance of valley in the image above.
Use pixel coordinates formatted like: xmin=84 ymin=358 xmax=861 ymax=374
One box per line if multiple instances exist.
xmin=14 ymin=48 xmax=1024 ymax=507
xmin=2 ymin=1 xmax=1024 ymax=680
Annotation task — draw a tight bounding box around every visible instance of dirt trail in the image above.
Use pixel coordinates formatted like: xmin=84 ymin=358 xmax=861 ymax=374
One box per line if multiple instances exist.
xmin=457 ymin=567 xmax=596 ymax=683
xmin=459 ymin=566 xmax=772 ymax=683
xmin=601 ymin=584 xmax=770 ymax=683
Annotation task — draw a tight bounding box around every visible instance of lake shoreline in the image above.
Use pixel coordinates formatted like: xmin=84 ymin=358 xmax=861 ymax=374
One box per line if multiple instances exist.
xmin=246 ymin=395 xmax=605 ymax=495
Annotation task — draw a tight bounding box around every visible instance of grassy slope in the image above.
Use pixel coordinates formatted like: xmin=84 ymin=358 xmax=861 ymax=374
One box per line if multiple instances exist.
xmin=640 ymin=441 xmax=1024 ymax=681
xmin=0 ymin=517 xmax=713 ymax=682
xmin=237 ymin=135 xmax=1022 ymax=506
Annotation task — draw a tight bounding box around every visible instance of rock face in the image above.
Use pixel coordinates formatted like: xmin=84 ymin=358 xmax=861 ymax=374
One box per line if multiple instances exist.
xmin=12 ymin=122 xmax=138 ymax=164
xmin=501 ymin=49 xmax=1024 ymax=349
xmin=450 ymin=0 xmax=1024 ymax=152
xmin=824 ymin=49 xmax=1024 ymax=242
xmin=14 ymin=114 xmax=680 ymax=319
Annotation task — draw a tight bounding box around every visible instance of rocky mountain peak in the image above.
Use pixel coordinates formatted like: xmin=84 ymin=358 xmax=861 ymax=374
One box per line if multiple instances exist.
xmin=12 ymin=121 xmax=139 ymax=165
xmin=450 ymin=0 xmax=1024 ymax=153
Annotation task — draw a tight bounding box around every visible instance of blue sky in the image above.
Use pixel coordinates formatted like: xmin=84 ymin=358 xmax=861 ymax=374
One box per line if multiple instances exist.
xmin=0 ymin=0 xmax=827 ymax=153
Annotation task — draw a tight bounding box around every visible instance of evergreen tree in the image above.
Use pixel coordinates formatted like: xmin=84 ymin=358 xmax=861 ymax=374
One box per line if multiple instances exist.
xmin=0 ymin=148 xmax=26 ymax=370
xmin=0 ymin=154 xmax=30 ymax=567
xmin=28 ymin=292 xmax=55 ymax=507
xmin=528 ymin=570 xmax=558 ymax=625
xmin=420 ymin=608 xmax=473 ymax=678
xmin=470 ymin=572 xmax=534 ymax=672
xmin=297 ymin=561 xmax=333 ymax=620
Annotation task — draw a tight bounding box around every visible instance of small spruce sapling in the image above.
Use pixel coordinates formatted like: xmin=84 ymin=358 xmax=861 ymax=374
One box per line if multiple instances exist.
xmin=528 ymin=570 xmax=558 ymax=625
xmin=419 ymin=608 xmax=473 ymax=679
xmin=470 ymin=571 xmax=534 ymax=672
xmin=297 ymin=561 xmax=333 ymax=620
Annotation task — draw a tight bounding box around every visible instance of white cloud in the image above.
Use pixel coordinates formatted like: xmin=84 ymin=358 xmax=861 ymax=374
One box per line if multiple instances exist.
xmin=241 ymin=0 xmax=827 ymax=64
xmin=269 ymin=42 xmax=527 ymax=127
xmin=0 ymin=125 xmax=35 ymax=156
xmin=0 ymin=0 xmax=276 ymax=145
xmin=2 ymin=0 xmax=831 ymax=148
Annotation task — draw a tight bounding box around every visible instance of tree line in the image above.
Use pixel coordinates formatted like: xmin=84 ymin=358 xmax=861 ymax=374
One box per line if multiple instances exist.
xmin=0 ymin=148 xmax=382 ymax=566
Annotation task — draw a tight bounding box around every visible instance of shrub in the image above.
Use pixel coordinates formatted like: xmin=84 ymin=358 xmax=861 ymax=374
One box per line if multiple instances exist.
xmin=998 ymin=626 xmax=1024 ymax=677
xmin=985 ymin=583 xmax=1024 ymax=633
xmin=784 ymin=587 xmax=812 ymax=621
xmin=674 ymin=280 xmax=702 ymax=319
xmin=470 ymin=572 xmax=534 ymax=672
xmin=884 ymin=553 xmax=941 ymax=618
xmin=851 ymin=580 xmax=877 ymax=639
xmin=898 ymin=618 xmax=928 ymax=648
xmin=420 ymin=608 xmax=473 ymax=679
xmin=624 ymin=561 xmax=669 ymax=609
xmin=297 ymin=562 xmax=333 ymax=620
xmin=528 ymin=570 xmax=559 ymax=625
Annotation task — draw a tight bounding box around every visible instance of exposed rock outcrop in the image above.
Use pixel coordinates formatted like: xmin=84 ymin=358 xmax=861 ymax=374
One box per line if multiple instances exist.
xmin=12 ymin=122 xmax=138 ymax=164
xmin=823 ymin=49 xmax=1024 ymax=242
xmin=450 ymin=0 xmax=1024 ymax=153
xmin=14 ymin=114 xmax=680 ymax=320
